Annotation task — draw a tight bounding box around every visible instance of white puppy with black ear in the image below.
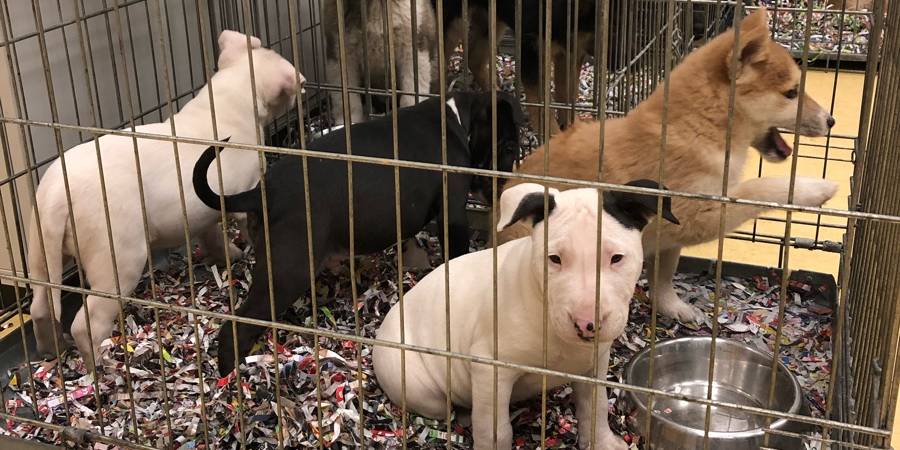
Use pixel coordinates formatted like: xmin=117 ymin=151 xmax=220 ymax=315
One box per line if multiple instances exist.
xmin=374 ymin=180 xmax=680 ymax=449
xmin=28 ymin=30 xmax=303 ymax=372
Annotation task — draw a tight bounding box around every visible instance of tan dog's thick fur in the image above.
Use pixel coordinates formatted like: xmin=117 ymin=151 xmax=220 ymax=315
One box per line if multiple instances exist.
xmin=502 ymin=8 xmax=838 ymax=322
xmin=323 ymin=0 xmax=436 ymax=125
xmin=27 ymin=31 xmax=301 ymax=372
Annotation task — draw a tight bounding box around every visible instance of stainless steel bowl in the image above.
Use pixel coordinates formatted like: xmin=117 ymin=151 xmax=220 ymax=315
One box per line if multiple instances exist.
xmin=623 ymin=337 xmax=809 ymax=449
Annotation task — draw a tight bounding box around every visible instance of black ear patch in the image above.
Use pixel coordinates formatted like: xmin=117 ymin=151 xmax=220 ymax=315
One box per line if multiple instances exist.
xmin=740 ymin=38 xmax=763 ymax=64
xmin=503 ymin=192 xmax=556 ymax=229
xmin=603 ymin=179 xmax=679 ymax=230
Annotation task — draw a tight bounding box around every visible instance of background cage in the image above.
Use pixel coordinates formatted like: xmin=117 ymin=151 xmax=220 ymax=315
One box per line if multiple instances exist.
xmin=0 ymin=0 xmax=894 ymax=449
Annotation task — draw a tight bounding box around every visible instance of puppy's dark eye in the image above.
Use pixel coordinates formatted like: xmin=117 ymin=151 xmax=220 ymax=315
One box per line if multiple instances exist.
xmin=784 ymin=88 xmax=798 ymax=99
xmin=548 ymin=255 xmax=562 ymax=265
xmin=610 ymin=254 xmax=624 ymax=264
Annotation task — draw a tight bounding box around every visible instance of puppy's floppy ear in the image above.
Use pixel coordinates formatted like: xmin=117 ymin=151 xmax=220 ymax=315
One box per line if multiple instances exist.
xmin=497 ymin=183 xmax=559 ymax=231
xmin=468 ymin=92 xmax=524 ymax=171
xmin=497 ymin=92 xmax=526 ymax=128
xmin=218 ymin=30 xmax=262 ymax=69
xmin=261 ymin=59 xmax=301 ymax=105
xmin=725 ymin=8 xmax=770 ymax=78
xmin=465 ymin=92 xmax=496 ymax=169
xmin=604 ymin=179 xmax=679 ymax=231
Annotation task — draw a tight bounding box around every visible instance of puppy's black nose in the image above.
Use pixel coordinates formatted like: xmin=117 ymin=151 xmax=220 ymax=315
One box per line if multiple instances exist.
xmin=826 ymin=116 xmax=836 ymax=128
xmin=585 ymin=322 xmax=594 ymax=332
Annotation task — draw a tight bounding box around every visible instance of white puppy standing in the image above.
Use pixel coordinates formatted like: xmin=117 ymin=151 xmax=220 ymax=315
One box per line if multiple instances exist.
xmin=374 ymin=180 xmax=680 ymax=449
xmin=28 ymin=31 xmax=302 ymax=371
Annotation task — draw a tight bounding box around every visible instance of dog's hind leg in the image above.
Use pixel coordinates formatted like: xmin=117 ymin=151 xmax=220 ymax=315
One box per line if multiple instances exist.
xmin=28 ymin=209 xmax=69 ymax=358
xmin=521 ymin=44 xmax=561 ymax=140
xmin=216 ymin=219 xmax=315 ymax=376
xmin=373 ymin=344 xmax=449 ymax=419
xmin=552 ymin=45 xmax=580 ymax=131
xmin=466 ymin=15 xmax=493 ymax=92
xmin=72 ymin=241 xmax=147 ymax=373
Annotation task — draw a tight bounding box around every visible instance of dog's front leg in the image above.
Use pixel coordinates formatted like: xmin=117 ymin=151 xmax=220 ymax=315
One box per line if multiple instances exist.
xmin=200 ymin=224 xmax=243 ymax=266
xmin=552 ymin=48 xmax=578 ymax=131
xmin=471 ymin=364 xmax=516 ymax=450
xmin=326 ymin=58 xmax=363 ymax=125
xmin=395 ymin=41 xmax=432 ymax=107
xmin=438 ymin=178 xmax=471 ymax=259
xmin=644 ymin=245 xmax=706 ymax=323
xmin=573 ymin=348 xmax=627 ymax=450
xmin=216 ymin=219 xmax=314 ymax=376
xmin=663 ymin=177 xmax=838 ymax=247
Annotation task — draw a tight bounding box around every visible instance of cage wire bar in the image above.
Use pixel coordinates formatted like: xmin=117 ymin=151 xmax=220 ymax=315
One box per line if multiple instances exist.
xmin=845 ymin=0 xmax=900 ymax=442
xmin=0 ymin=0 xmax=893 ymax=449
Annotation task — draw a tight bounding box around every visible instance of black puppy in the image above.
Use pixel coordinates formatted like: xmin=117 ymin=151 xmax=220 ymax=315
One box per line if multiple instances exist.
xmin=193 ymin=92 xmax=524 ymax=375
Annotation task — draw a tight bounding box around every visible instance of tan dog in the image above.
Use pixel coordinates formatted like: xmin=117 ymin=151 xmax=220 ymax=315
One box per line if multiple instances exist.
xmin=500 ymin=8 xmax=838 ymax=323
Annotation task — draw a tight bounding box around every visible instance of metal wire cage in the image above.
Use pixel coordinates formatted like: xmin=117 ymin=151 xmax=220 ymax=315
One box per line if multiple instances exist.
xmin=0 ymin=0 xmax=894 ymax=449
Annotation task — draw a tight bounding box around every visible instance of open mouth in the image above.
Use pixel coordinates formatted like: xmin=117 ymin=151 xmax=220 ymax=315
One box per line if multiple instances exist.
xmin=753 ymin=127 xmax=793 ymax=162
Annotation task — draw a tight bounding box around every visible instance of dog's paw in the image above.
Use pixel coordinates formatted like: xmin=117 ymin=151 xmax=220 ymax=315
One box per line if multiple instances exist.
xmin=227 ymin=243 xmax=244 ymax=262
xmin=792 ymin=178 xmax=839 ymax=207
xmin=579 ymin=428 xmax=628 ymax=450
xmin=202 ymin=243 xmax=244 ymax=267
xmin=657 ymin=289 xmax=707 ymax=324
xmin=34 ymin=322 xmax=68 ymax=358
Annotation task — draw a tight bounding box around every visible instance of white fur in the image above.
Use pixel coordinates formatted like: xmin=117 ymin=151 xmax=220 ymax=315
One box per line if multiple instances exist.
xmin=374 ymin=185 xmax=636 ymax=450
xmin=446 ymin=98 xmax=462 ymax=126
xmin=27 ymin=30 xmax=303 ymax=372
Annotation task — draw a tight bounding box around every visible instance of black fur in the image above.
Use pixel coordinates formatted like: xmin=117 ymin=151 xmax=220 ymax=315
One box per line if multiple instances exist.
xmin=603 ymin=179 xmax=680 ymax=231
xmin=502 ymin=192 xmax=556 ymax=229
xmin=192 ymin=92 xmax=524 ymax=376
xmin=451 ymin=91 xmax=525 ymax=200
xmin=192 ymin=137 xmax=266 ymax=214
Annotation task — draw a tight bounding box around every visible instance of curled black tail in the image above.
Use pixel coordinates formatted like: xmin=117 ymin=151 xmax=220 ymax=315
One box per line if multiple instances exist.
xmin=192 ymin=141 xmax=262 ymax=213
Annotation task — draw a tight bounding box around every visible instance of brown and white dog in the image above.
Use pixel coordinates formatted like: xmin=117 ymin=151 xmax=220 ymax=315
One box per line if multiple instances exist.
xmin=500 ymin=8 xmax=839 ymax=323
xmin=28 ymin=31 xmax=301 ymax=372
xmin=323 ymin=0 xmax=436 ymax=125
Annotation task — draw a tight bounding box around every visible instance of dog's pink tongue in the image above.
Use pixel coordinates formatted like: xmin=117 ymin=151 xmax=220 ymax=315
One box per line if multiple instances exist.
xmin=773 ymin=129 xmax=793 ymax=157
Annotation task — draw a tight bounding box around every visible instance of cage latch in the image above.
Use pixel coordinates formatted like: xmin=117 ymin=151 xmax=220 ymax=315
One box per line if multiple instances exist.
xmin=792 ymin=238 xmax=843 ymax=253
